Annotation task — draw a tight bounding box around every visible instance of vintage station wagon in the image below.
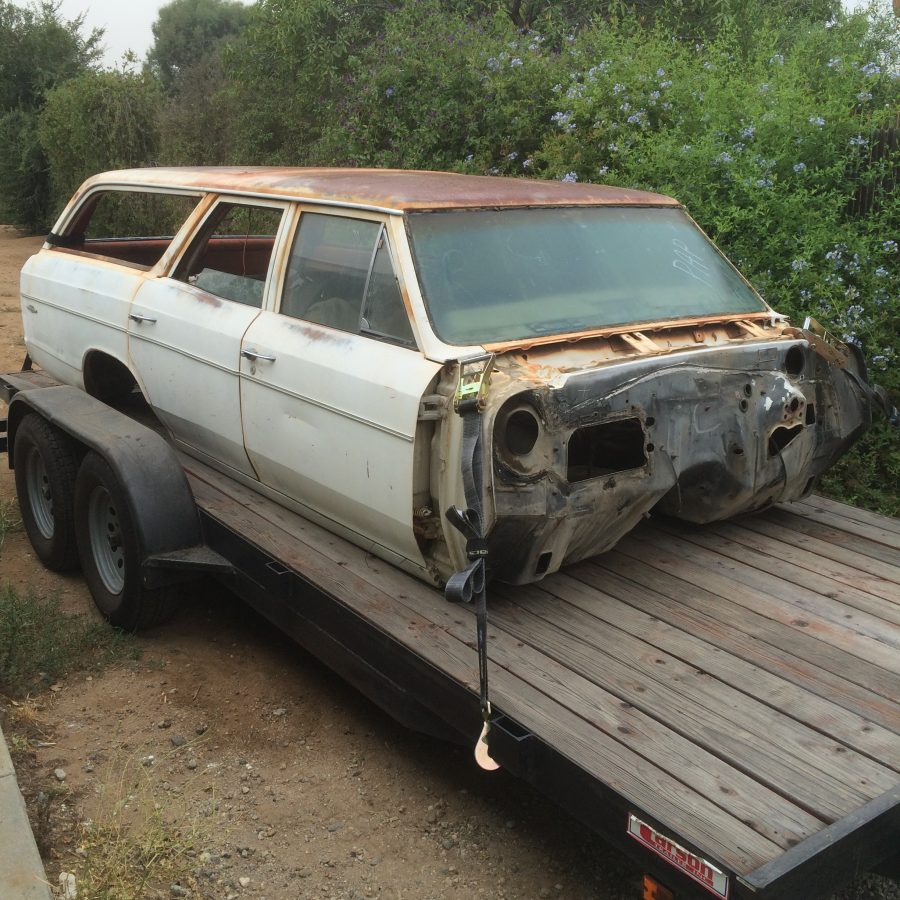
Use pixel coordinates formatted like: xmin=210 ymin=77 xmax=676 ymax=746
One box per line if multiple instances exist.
xmin=19 ymin=167 xmax=878 ymax=587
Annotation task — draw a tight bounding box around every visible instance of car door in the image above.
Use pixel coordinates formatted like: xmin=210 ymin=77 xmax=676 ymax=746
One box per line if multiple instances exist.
xmin=129 ymin=198 xmax=289 ymax=477
xmin=239 ymin=209 xmax=442 ymax=563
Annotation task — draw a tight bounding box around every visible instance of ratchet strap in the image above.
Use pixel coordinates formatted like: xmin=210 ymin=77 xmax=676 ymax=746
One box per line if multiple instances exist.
xmin=444 ymin=354 xmax=499 ymax=771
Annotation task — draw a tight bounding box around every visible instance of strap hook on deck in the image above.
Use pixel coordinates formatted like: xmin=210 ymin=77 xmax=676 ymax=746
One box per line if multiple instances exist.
xmin=446 ymin=354 xmax=499 ymax=771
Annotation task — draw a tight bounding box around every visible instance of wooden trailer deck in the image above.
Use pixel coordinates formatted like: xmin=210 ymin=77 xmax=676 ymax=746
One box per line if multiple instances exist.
xmin=182 ymin=453 xmax=900 ymax=896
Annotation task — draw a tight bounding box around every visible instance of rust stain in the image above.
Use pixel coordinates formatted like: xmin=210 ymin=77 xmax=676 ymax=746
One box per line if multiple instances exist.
xmin=78 ymin=167 xmax=680 ymax=212
xmin=283 ymin=317 xmax=352 ymax=345
xmin=485 ymin=311 xmax=785 ymax=356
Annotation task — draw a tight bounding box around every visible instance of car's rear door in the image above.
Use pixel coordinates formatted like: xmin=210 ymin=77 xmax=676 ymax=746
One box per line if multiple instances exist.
xmin=129 ymin=197 xmax=290 ymax=478
xmin=239 ymin=208 xmax=441 ymax=563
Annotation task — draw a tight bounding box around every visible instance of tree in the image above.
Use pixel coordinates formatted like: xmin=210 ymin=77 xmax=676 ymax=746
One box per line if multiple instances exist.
xmin=147 ymin=0 xmax=250 ymax=91
xmin=38 ymin=71 xmax=162 ymax=213
xmin=0 ymin=1 xmax=102 ymax=110
xmin=0 ymin=1 xmax=102 ymax=230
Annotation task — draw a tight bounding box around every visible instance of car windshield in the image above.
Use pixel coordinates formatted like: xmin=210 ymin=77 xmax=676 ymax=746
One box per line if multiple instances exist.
xmin=406 ymin=206 xmax=767 ymax=345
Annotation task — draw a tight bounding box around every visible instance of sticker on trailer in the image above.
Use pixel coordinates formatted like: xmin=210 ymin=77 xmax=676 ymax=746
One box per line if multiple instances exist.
xmin=627 ymin=814 xmax=730 ymax=899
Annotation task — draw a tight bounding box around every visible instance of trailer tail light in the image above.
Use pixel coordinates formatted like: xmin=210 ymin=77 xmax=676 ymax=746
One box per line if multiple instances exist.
xmin=628 ymin=814 xmax=730 ymax=898
xmin=643 ymin=874 xmax=674 ymax=900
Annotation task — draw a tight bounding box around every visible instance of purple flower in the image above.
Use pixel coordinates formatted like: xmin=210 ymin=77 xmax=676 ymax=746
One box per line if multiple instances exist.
xmin=561 ymin=171 xmax=578 ymax=183
xmin=510 ymin=57 xmax=523 ymax=67
xmin=861 ymin=62 xmax=881 ymax=77
xmin=756 ymin=177 xmax=773 ymax=188
xmin=740 ymin=124 xmax=756 ymax=139
xmin=808 ymin=116 xmax=825 ymax=127
xmin=793 ymin=162 xmax=807 ymax=173
xmin=849 ymin=135 xmax=868 ymax=148
xmin=791 ymin=259 xmax=808 ymax=271
xmin=856 ymin=91 xmax=872 ymax=102
xmin=827 ymin=58 xmax=841 ymax=68
xmin=385 ymin=86 xmax=395 ymax=98
xmin=884 ymin=240 xmax=898 ymax=253
xmin=506 ymin=151 xmax=518 ymax=161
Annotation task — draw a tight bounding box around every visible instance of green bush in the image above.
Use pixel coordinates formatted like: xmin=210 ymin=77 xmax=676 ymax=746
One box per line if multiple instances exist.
xmin=527 ymin=11 xmax=898 ymax=508
xmin=0 ymin=0 xmax=101 ymax=230
xmin=0 ymin=109 xmax=50 ymax=231
xmin=0 ymin=585 xmax=137 ymax=698
xmin=310 ymin=2 xmax=569 ymax=171
xmin=38 ymin=70 xmax=162 ymax=222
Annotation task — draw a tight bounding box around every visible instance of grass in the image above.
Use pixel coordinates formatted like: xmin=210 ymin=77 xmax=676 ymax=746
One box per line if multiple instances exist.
xmin=0 ymin=498 xmax=21 ymax=552
xmin=72 ymin=748 xmax=207 ymax=900
xmin=0 ymin=583 xmax=139 ymax=698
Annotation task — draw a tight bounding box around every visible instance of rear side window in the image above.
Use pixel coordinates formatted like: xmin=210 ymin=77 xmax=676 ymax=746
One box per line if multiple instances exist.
xmin=173 ymin=201 xmax=285 ymax=308
xmin=54 ymin=190 xmax=202 ymax=269
xmin=281 ymin=212 xmax=415 ymax=346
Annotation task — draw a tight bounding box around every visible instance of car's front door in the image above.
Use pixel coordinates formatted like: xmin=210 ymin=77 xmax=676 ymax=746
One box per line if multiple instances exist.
xmin=239 ymin=210 xmax=441 ymax=563
xmin=129 ymin=198 xmax=289 ymax=477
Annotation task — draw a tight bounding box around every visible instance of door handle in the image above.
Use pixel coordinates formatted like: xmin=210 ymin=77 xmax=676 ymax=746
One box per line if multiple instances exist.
xmin=129 ymin=313 xmax=157 ymax=324
xmin=241 ymin=349 xmax=276 ymax=362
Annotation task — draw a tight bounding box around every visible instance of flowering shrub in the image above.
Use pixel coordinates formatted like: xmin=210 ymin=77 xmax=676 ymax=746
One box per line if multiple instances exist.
xmin=312 ymin=2 xmax=569 ymax=171
xmin=529 ymin=13 xmax=899 ymax=511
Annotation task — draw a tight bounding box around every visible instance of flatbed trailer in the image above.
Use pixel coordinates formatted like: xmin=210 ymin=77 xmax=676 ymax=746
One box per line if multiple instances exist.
xmin=2 ymin=369 xmax=899 ymax=900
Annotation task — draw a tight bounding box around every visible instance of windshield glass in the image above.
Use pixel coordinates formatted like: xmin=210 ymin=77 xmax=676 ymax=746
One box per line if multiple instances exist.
xmin=407 ymin=207 xmax=766 ymax=345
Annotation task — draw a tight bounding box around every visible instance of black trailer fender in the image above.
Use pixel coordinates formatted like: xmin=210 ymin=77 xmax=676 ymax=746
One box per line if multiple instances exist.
xmin=7 ymin=386 xmax=202 ymax=569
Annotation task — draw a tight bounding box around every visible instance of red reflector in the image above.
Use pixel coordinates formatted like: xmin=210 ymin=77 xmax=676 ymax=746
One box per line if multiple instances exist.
xmin=643 ymin=874 xmax=675 ymax=900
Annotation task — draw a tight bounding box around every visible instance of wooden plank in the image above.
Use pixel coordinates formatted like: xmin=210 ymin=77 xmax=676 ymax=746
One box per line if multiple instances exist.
xmin=488 ymin=670 xmax=784 ymax=875
xmin=656 ymin=520 xmax=900 ymax=624
xmin=596 ymin=551 xmax=900 ymax=720
xmin=767 ymin=508 xmax=900 ymax=569
xmin=184 ymin=464 xmax=782 ymax=874
xmin=491 ymin=583 xmax=898 ymax=812
xmin=313 ymin=544 xmax=827 ymax=850
xmin=783 ymin=501 xmax=900 ymax=550
xmin=738 ymin=514 xmax=900 ymax=588
xmin=722 ymin=517 xmax=900 ymax=602
xmin=625 ymin=530 xmax=900 ymax=674
xmin=555 ymin=563 xmax=900 ymax=764
xmin=798 ymin=495 xmax=900 ymax=537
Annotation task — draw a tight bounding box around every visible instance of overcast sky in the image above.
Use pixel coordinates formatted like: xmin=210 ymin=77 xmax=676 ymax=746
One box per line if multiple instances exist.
xmin=9 ymin=0 xmax=884 ymax=69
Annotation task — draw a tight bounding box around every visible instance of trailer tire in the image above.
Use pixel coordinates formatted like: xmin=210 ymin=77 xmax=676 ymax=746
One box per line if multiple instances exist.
xmin=74 ymin=451 xmax=175 ymax=630
xmin=13 ymin=413 xmax=80 ymax=571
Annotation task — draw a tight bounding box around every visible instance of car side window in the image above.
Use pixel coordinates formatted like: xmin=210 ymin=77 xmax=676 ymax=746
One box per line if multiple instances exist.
xmin=362 ymin=236 xmax=416 ymax=345
xmin=173 ymin=202 xmax=284 ymax=308
xmin=52 ymin=190 xmax=202 ymax=269
xmin=281 ymin=212 xmax=415 ymax=346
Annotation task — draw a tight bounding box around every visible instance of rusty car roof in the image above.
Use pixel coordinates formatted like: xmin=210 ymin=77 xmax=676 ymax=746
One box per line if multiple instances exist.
xmin=84 ymin=167 xmax=680 ymax=211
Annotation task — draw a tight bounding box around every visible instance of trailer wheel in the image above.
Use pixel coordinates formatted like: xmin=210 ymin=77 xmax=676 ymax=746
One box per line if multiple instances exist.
xmin=74 ymin=451 xmax=175 ymax=630
xmin=13 ymin=413 xmax=80 ymax=571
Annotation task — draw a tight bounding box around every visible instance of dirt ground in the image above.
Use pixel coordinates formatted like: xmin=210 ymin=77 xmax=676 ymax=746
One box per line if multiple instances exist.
xmin=0 ymin=225 xmax=644 ymax=899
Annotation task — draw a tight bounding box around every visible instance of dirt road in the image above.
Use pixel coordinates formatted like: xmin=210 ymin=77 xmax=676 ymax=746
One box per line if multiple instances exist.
xmin=0 ymin=225 xmax=643 ymax=899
